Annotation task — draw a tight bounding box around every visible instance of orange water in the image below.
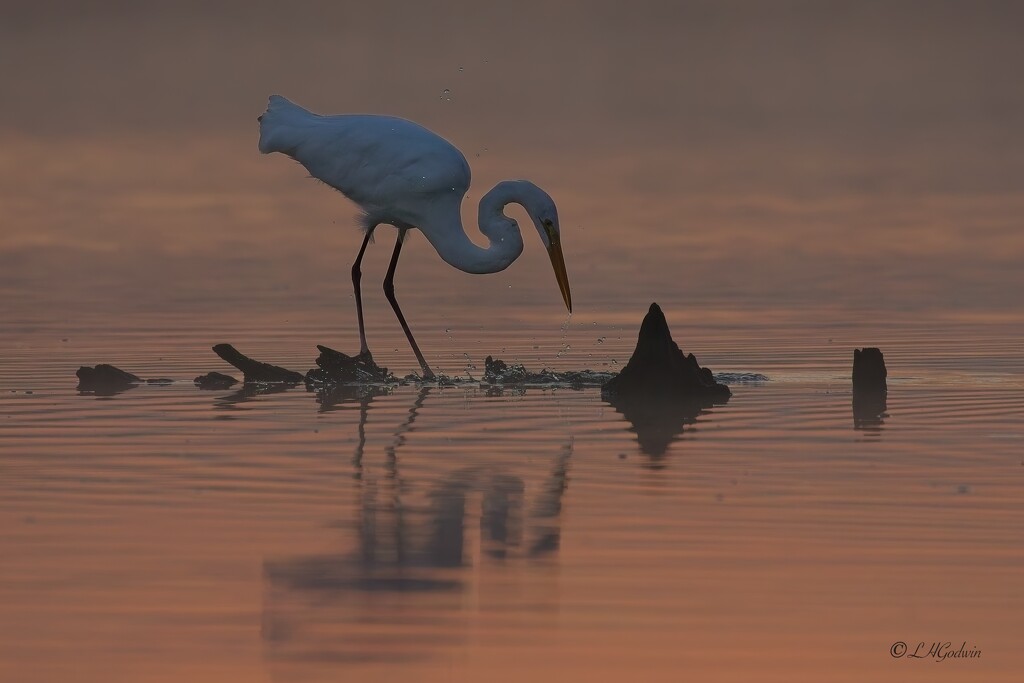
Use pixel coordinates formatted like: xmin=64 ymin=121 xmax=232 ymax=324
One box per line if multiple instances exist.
xmin=2 ymin=310 xmax=1022 ymax=683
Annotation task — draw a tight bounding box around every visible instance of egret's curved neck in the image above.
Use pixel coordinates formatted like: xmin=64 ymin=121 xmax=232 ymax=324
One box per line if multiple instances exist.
xmin=422 ymin=181 xmax=535 ymax=275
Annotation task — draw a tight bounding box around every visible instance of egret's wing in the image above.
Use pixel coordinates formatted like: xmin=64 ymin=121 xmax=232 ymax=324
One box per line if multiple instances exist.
xmin=282 ymin=114 xmax=471 ymax=223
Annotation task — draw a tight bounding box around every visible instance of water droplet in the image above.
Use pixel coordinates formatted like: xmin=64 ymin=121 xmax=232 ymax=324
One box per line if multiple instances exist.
xmin=611 ymin=359 xmax=618 ymax=365
xmin=458 ymin=66 xmax=464 ymax=72
xmin=445 ymin=328 xmax=451 ymax=333
xmin=440 ymin=88 xmax=452 ymax=101
xmin=596 ymin=337 xmax=605 ymax=344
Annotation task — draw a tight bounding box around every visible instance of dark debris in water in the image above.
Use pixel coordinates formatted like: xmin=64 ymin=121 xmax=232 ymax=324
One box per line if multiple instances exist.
xmin=77 ymin=364 xmax=177 ymax=395
xmin=715 ymin=372 xmax=770 ymax=385
xmin=481 ymin=356 xmax=615 ymax=387
xmin=305 ymin=345 xmax=395 ymax=387
xmin=78 ymin=337 xmax=768 ymax=397
xmin=76 ymin=364 xmax=142 ymax=395
xmin=194 ymin=371 xmax=238 ymax=390
xmin=213 ymin=343 xmax=304 ymax=384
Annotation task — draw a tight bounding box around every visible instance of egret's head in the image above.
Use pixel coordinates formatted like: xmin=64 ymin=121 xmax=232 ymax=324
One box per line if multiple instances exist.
xmin=485 ymin=180 xmax=572 ymax=313
xmin=526 ymin=192 xmax=572 ymax=314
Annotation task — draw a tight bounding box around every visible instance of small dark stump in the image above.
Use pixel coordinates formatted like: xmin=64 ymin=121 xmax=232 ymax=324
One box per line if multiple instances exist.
xmin=601 ymin=303 xmax=731 ymax=400
xmin=853 ymin=390 xmax=887 ymax=430
xmin=194 ymin=371 xmax=239 ymax=390
xmin=212 ymin=343 xmax=304 ymax=384
xmin=853 ymin=347 xmax=887 ymax=429
xmin=76 ymin=364 xmax=142 ymax=394
xmin=305 ymin=345 xmax=393 ymax=386
xmin=853 ymin=347 xmax=887 ymax=393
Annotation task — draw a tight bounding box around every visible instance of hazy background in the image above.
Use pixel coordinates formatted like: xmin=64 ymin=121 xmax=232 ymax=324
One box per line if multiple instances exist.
xmin=2 ymin=0 xmax=1022 ymax=338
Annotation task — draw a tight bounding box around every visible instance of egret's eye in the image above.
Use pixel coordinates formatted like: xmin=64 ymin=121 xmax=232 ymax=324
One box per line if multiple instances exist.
xmin=542 ymin=220 xmax=558 ymax=246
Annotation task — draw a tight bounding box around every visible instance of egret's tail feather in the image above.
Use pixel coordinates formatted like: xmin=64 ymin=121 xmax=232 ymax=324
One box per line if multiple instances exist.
xmin=258 ymin=95 xmax=316 ymax=155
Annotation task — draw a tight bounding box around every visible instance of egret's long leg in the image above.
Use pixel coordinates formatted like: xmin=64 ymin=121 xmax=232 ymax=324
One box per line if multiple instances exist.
xmin=383 ymin=234 xmax=436 ymax=380
xmin=351 ymin=228 xmax=374 ymax=355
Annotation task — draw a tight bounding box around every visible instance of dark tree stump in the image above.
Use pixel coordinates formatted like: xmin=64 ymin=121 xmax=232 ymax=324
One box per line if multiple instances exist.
xmin=212 ymin=344 xmax=304 ymax=384
xmin=852 ymin=347 xmax=887 ymax=393
xmin=194 ymin=371 xmax=239 ymax=389
xmin=601 ymin=303 xmax=731 ymax=400
xmin=76 ymin=364 xmax=142 ymax=394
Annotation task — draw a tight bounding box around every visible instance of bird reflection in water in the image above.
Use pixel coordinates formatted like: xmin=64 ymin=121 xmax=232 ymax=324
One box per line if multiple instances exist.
xmin=261 ymin=387 xmax=573 ymax=667
xmin=605 ymin=393 xmax=727 ymax=465
xmin=210 ymin=380 xmax=390 ymax=422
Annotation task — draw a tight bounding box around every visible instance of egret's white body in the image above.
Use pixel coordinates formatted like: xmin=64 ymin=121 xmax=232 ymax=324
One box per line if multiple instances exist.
xmin=258 ymin=95 xmax=571 ymax=379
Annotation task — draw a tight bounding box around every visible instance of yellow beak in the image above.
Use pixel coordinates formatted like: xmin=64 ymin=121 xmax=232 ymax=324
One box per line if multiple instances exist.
xmin=547 ymin=241 xmax=572 ymax=313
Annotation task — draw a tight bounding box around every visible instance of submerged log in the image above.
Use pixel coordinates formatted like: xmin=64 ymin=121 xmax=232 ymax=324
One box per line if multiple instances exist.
xmin=212 ymin=343 xmax=304 ymax=384
xmin=76 ymin=364 xmax=142 ymax=394
xmin=305 ymin=345 xmax=393 ymax=386
xmin=852 ymin=347 xmax=887 ymax=393
xmin=601 ymin=303 xmax=731 ymax=400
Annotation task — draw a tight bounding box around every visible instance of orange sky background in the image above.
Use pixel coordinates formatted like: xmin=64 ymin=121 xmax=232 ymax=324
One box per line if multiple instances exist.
xmin=2 ymin=1 xmax=1022 ymax=326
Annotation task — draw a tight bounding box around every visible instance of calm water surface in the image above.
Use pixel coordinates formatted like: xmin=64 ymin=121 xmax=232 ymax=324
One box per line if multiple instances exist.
xmin=1 ymin=310 xmax=1022 ymax=682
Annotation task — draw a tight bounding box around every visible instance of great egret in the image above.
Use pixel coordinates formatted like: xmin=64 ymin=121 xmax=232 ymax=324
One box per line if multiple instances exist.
xmin=258 ymin=95 xmax=572 ymax=380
